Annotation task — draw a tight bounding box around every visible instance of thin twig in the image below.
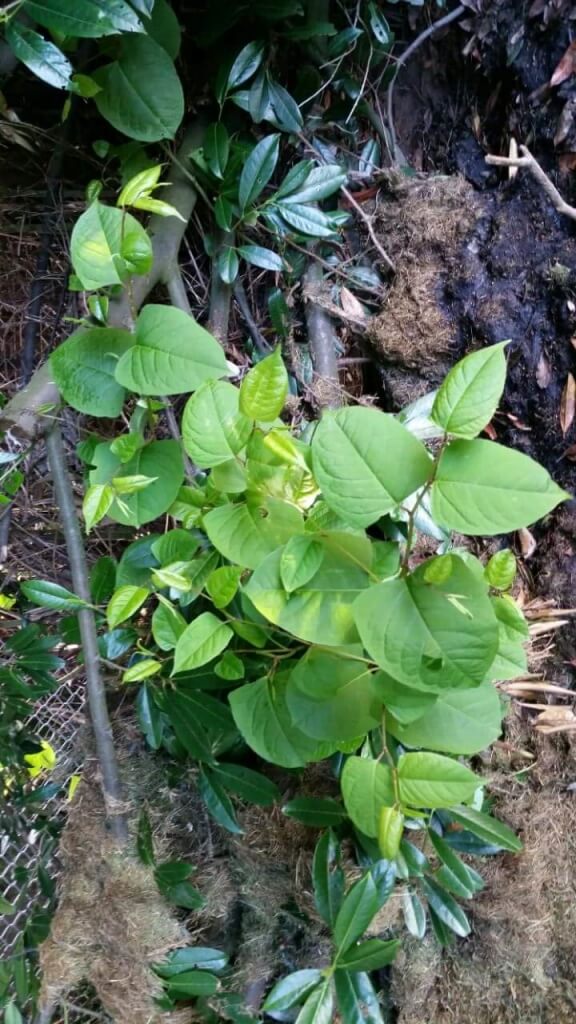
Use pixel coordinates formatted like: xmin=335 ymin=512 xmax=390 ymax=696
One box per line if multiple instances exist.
xmin=486 ymin=144 xmax=576 ymax=222
xmin=233 ymin=280 xmax=270 ymax=354
xmin=297 ymin=132 xmax=395 ymax=272
xmin=386 ymin=5 xmax=466 ymax=165
xmin=45 ymin=426 xmax=128 ymax=843
xmin=341 ymin=184 xmax=395 ymax=271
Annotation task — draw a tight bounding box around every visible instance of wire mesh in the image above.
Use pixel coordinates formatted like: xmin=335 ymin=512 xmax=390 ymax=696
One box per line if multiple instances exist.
xmin=0 ymin=673 xmax=85 ymax=958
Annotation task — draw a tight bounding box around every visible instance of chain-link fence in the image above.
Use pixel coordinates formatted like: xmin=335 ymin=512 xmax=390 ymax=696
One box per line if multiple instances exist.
xmin=0 ymin=675 xmax=85 ymax=958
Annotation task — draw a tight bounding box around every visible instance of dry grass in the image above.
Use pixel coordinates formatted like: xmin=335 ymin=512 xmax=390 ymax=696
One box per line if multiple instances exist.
xmin=392 ymin=707 xmax=576 ymax=1024
xmin=367 ymin=176 xmax=480 ymax=409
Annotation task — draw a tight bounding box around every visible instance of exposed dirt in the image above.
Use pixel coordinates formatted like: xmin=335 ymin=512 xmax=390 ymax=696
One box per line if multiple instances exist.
xmin=373 ymin=3 xmax=576 ymax=1020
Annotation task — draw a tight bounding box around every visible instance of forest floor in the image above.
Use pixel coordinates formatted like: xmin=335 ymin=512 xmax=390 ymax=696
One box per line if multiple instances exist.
xmin=2 ymin=1 xmax=576 ymax=1022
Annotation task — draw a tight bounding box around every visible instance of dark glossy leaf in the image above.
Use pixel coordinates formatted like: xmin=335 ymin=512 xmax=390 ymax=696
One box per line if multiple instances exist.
xmin=239 ymin=134 xmax=280 ymax=210
xmin=249 ymin=69 xmax=273 ymax=123
xmin=20 ymin=580 xmax=86 ymax=611
xmin=428 ymin=905 xmax=454 ymax=947
xmin=398 ymin=839 xmax=429 ymax=878
xmin=6 ymin=22 xmax=72 ymax=89
xmin=155 ymin=861 xmax=193 ymax=886
xmin=94 ymin=35 xmax=184 ymax=143
xmin=90 ymin=556 xmax=117 ymax=604
xmin=163 ymin=691 xmax=215 ymax=762
xmin=227 ymin=40 xmax=266 ymax=91
xmin=347 ymin=973 xmax=385 ymax=1024
xmin=263 ymin=970 xmax=323 ymax=1012
xmin=165 ymin=970 xmax=219 ymax=997
xmin=204 ymin=121 xmax=230 ymax=179
xmin=238 ymin=244 xmax=283 ymax=272
xmin=422 ymin=877 xmax=470 ymax=937
xmin=333 ymin=862 xmax=395 ymax=953
xmin=162 ymin=879 xmax=205 ymax=910
xmin=217 ymin=245 xmax=239 ymax=284
xmin=428 ymin=830 xmax=484 ymax=899
xmin=402 ymin=889 xmax=427 ymax=939
xmin=137 ymin=684 xmax=164 ymax=750
xmin=117 ymin=534 xmax=160 ymax=587
xmin=282 ymin=797 xmax=347 ymax=827
xmin=334 ymin=971 xmax=373 ymax=1024
xmin=198 ymin=766 xmax=243 ymax=834
xmin=295 ymin=981 xmax=333 ymax=1024
xmin=211 ymin=763 xmax=279 ymax=805
xmin=137 ymin=809 xmax=154 ymax=865
xmin=312 ymin=830 xmax=344 ymax=927
xmin=24 ymin=0 xmax=142 ymax=37
xmin=447 ymin=806 xmax=522 ymax=853
xmin=336 ymin=938 xmax=400 ymax=972
xmin=154 ymin=947 xmax=228 ymax=978
xmin=268 ymin=80 xmax=303 ymax=132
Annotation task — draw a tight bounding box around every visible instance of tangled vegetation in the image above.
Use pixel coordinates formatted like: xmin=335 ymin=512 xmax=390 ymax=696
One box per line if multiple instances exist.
xmin=0 ymin=2 xmax=574 ymax=1023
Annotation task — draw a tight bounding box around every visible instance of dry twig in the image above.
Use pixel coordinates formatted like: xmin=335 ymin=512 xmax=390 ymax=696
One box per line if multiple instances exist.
xmin=486 ymin=144 xmax=576 ymax=222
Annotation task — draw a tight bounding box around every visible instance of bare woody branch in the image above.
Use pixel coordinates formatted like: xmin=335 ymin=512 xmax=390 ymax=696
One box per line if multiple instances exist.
xmin=486 ymin=144 xmax=576 ymax=223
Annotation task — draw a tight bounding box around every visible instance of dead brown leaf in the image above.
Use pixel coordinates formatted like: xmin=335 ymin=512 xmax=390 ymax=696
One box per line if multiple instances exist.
xmin=506 ymin=413 xmax=531 ymax=431
xmin=563 ymin=442 xmax=576 ymax=461
xmin=518 ymin=527 xmax=537 ymax=558
xmin=555 ymin=99 xmax=576 ymax=147
xmin=551 ymin=40 xmax=576 ymax=87
xmin=535 ymin=354 xmax=551 ymax=388
xmin=559 ymin=153 xmax=576 ymax=173
xmin=535 ymin=706 xmax=576 ymax=733
xmin=340 ymin=287 xmax=368 ymax=322
xmin=560 ymin=372 xmax=576 ymax=434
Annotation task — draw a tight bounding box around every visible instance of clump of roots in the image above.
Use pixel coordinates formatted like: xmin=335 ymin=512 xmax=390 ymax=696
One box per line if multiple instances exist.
xmin=38 ymin=766 xmax=190 ymax=1024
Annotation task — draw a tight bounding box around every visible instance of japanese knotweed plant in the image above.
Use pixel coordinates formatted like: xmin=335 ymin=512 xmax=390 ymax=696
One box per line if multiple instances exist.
xmin=27 ymin=163 xmax=569 ymax=1019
